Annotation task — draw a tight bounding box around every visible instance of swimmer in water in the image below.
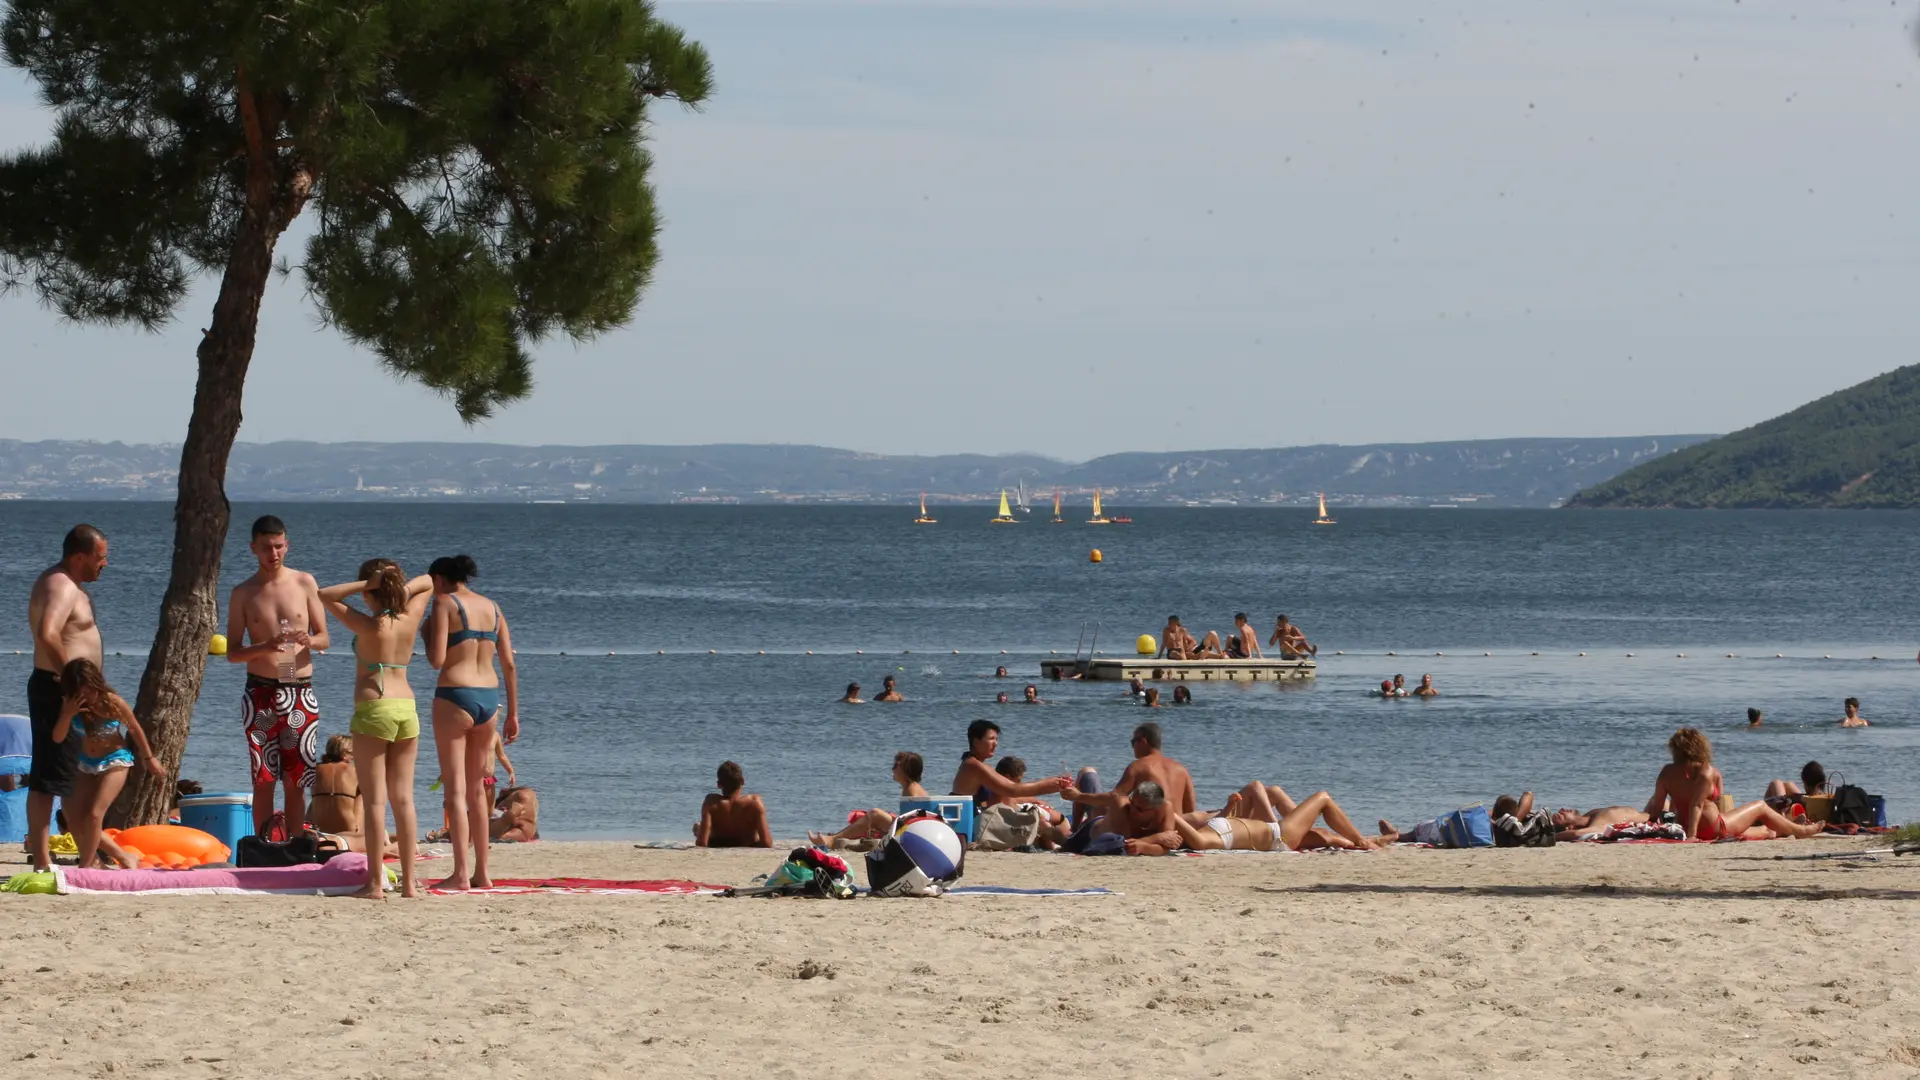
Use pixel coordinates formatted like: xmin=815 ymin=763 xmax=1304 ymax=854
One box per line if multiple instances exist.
xmin=1747 ymin=707 xmax=1763 ymax=728
xmin=1839 ymin=697 xmax=1868 ymax=727
xmin=1023 ymin=684 xmax=1042 ymax=704
xmin=840 ymin=682 xmax=864 ymax=704
xmin=1411 ymin=674 xmax=1438 ymax=698
xmin=1143 ymin=688 xmax=1162 ymax=707
xmin=994 ymin=666 xmax=1010 ymax=678
xmin=873 ymin=676 xmax=904 ymax=703
xmin=1172 ymin=685 xmax=1192 ymax=704
xmin=995 ymin=691 xmax=1010 ymax=704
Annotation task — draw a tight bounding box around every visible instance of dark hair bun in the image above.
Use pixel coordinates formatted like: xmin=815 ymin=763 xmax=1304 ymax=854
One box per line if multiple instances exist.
xmin=428 ymin=554 xmax=479 ymax=583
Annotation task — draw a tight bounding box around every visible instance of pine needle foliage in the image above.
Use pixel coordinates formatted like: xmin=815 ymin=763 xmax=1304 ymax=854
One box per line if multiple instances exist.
xmin=0 ymin=0 xmax=712 ymax=418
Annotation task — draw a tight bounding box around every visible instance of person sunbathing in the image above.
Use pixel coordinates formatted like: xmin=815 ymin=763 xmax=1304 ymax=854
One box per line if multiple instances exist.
xmin=809 ymin=751 xmax=928 ymax=849
xmin=695 ymin=760 xmax=772 ymax=848
xmin=1765 ymin=761 xmax=1827 ymax=803
xmin=490 ymin=784 xmax=539 ymax=842
xmin=1062 ymin=779 xmax=1181 ymax=854
xmin=1177 ymin=782 xmax=1396 ymax=851
xmin=1645 ymin=727 xmax=1821 ymax=841
xmin=307 ymin=734 xmax=376 ymax=852
xmin=1549 ymin=804 xmax=1649 ymax=841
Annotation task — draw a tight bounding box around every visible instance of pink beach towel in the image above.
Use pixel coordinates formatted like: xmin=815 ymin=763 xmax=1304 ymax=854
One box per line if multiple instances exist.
xmin=427 ymin=877 xmax=725 ymax=896
xmin=54 ymin=853 xmax=373 ymax=896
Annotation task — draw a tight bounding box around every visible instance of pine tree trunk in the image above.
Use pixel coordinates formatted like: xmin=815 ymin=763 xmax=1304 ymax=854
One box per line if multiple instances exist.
xmin=114 ymin=172 xmax=309 ymax=826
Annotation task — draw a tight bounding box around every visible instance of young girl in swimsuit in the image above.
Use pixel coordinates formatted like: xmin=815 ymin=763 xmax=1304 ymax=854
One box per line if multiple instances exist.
xmin=424 ymin=555 xmax=519 ymax=892
xmin=1646 ymin=728 xmax=1822 ymax=841
xmin=53 ymin=659 xmax=163 ymax=869
xmin=320 ymin=559 xmax=432 ymax=899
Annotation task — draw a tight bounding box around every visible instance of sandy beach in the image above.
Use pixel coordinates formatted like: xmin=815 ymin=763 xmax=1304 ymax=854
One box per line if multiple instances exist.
xmin=4 ymin=837 xmax=1918 ymax=1079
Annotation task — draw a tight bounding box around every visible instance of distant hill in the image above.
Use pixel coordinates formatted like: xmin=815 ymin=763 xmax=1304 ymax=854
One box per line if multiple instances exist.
xmin=0 ymin=435 xmax=1711 ymax=507
xmin=1566 ymin=365 xmax=1920 ymax=508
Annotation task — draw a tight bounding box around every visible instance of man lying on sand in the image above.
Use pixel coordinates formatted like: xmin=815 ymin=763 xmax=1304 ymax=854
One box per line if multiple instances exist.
xmin=1062 ymin=780 xmax=1181 ymax=855
xmin=1174 ymin=781 xmax=1396 ymax=852
xmin=1550 ymin=805 xmax=1649 ymax=842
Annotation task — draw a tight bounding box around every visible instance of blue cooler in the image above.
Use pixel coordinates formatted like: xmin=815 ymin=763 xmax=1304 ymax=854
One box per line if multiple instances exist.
xmin=900 ymin=796 xmax=976 ymax=842
xmin=178 ymin=792 xmax=252 ymax=854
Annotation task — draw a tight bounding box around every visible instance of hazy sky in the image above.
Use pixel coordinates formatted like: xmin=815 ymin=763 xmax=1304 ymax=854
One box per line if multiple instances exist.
xmin=2 ymin=0 xmax=1917 ymax=459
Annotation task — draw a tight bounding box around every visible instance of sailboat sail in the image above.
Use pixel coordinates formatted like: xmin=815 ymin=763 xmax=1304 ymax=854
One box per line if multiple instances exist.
xmin=914 ymin=491 xmax=936 ymax=523
xmin=1016 ymin=479 xmax=1031 ymax=513
xmin=992 ymin=490 xmax=1019 ymax=523
xmin=1051 ymin=489 xmax=1063 ymax=522
xmin=1088 ymin=487 xmax=1110 ymax=524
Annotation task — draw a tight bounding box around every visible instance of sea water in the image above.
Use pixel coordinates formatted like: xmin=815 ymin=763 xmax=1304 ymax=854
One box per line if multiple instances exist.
xmin=0 ymin=503 xmax=1914 ymax=839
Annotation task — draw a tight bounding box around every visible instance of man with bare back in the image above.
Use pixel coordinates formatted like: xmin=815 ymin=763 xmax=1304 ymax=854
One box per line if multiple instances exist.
xmin=225 ymin=515 xmax=330 ymax=833
xmin=25 ymin=524 xmax=109 ymax=871
xmin=1112 ymin=722 xmax=1197 ymax=816
xmin=1227 ymin=612 xmax=1263 ymax=659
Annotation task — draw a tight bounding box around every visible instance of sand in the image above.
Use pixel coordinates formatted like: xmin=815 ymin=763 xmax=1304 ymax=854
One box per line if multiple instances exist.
xmin=4 ymin=836 xmax=1919 ymax=1079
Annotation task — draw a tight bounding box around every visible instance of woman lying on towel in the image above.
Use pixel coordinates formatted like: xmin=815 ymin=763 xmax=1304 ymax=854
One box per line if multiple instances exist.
xmin=1646 ymin=728 xmax=1822 ymax=841
xmin=1172 ymin=782 xmax=1397 ymax=852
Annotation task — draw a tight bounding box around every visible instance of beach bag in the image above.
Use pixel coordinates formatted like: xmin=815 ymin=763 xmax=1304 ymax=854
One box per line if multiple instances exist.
xmin=235 ymin=831 xmax=340 ymax=868
xmin=1830 ymin=783 xmax=1876 ymax=827
xmin=972 ymin=804 xmax=1043 ymax=851
xmin=866 ymin=811 xmax=965 ymax=897
xmin=728 ymin=847 xmax=857 ymax=899
xmin=1493 ymin=810 xmax=1556 ymax=848
xmin=1438 ymin=805 xmax=1494 ymax=849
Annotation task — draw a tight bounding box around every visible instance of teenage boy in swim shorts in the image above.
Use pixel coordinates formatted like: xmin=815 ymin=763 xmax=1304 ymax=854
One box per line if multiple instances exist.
xmin=225 ymin=516 xmax=330 ymax=833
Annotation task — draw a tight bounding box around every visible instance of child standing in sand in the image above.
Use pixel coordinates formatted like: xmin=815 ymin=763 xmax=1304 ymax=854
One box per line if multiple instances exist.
xmin=53 ymin=659 xmax=163 ymax=869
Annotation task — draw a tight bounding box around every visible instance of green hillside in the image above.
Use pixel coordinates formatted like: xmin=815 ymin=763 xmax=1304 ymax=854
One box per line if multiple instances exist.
xmin=1566 ymin=365 xmax=1920 ymax=508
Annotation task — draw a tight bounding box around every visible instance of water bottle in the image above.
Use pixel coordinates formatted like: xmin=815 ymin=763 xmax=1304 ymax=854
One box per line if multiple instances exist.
xmin=278 ymin=617 xmax=297 ymax=681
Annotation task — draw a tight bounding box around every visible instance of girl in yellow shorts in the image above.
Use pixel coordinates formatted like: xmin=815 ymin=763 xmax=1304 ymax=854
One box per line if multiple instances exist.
xmin=321 ymin=559 xmax=433 ymax=899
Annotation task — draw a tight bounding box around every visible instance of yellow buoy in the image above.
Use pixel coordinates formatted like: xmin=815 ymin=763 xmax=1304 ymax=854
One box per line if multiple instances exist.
xmin=1136 ymin=634 xmax=1156 ymax=656
xmin=1089 ymin=548 xmax=1103 ymax=563
xmin=208 ymin=633 xmax=228 ymax=657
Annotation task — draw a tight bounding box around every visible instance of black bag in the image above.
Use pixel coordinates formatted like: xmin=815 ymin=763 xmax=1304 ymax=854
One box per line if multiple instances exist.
xmin=1830 ymin=784 xmax=1875 ymax=827
xmin=1493 ymin=810 xmax=1557 ymax=848
xmin=235 ymin=831 xmax=342 ymax=868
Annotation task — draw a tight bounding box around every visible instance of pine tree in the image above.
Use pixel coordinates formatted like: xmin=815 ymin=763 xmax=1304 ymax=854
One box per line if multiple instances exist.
xmin=0 ymin=0 xmax=712 ymax=823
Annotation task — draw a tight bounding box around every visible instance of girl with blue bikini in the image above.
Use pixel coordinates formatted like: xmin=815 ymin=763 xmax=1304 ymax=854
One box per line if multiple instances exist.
xmin=53 ymin=659 xmax=162 ymax=869
xmin=424 ymin=555 xmax=519 ymax=891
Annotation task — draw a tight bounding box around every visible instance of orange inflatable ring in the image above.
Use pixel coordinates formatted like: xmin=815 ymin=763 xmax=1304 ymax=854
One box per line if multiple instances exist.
xmin=105 ymin=824 xmax=230 ymax=869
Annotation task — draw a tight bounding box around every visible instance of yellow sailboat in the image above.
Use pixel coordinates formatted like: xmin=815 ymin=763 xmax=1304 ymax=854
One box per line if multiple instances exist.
xmin=990 ymin=489 xmax=1020 ymax=524
xmin=1314 ymin=493 xmax=1337 ymax=525
xmin=1086 ymin=487 xmax=1112 ymax=525
xmin=1050 ymin=489 xmax=1065 ymax=523
xmin=914 ymin=491 xmax=937 ymax=524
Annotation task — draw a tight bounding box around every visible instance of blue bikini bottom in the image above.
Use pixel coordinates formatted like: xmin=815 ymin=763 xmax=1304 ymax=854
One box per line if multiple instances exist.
xmin=434 ymin=686 xmax=501 ymax=727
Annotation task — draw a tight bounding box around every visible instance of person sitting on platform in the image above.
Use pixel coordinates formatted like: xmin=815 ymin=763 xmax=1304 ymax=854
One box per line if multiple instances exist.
xmin=1157 ymin=616 xmax=1199 ymax=660
xmin=1225 ymin=613 xmax=1263 ymax=659
xmin=695 ymin=760 xmax=771 ymax=848
xmin=1270 ymin=614 xmax=1317 ymax=659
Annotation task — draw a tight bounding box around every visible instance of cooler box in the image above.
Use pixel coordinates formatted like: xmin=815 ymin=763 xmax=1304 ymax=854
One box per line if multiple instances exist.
xmin=900 ymin=796 xmax=975 ymax=842
xmin=178 ymin=792 xmax=252 ymax=853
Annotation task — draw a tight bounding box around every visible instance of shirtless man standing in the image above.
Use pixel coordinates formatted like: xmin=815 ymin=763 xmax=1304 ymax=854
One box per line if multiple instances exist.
xmin=225 ymin=516 xmax=330 ymax=833
xmin=25 ymin=525 xmax=108 ymax=871
xmin=1112 ymin=722 xmax=1197 ymax=816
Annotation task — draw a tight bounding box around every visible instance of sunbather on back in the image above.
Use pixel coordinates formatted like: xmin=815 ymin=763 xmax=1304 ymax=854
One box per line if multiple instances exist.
xmin=1549 ymin=805 xmax=1648 ymax=841
xmin=1172 ymin=785 xmax=1396 ymax=852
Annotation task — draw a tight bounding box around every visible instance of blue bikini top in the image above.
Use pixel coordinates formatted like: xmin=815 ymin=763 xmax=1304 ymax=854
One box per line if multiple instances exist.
xmin=445 ymin=594 xmax=499 ymax=647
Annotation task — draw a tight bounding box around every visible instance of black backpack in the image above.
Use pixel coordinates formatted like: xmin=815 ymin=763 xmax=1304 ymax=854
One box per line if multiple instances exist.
xmin=1830 ymin=783 xmax=1875 ymax=827
xmin=236 ymin=831 xmax=342 ymax=868
xmin=1493 ymin=810 xmax=1557 ymax=848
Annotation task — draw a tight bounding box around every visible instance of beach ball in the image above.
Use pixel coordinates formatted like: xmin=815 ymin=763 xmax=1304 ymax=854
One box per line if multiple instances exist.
xmin=1089 ymin=548 xmax=1103 ymax=563
xmin=208 ymin=633 xmax=228 ymax=656
xmin=896 ymin=817 xmax=964 ymax=879
xmin=1136 ymin=634 xmax=1157 ymax=655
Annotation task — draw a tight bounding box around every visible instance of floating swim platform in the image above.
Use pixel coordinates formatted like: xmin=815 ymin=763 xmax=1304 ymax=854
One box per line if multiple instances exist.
xmin=1040 ymin=658 xmax=1317 ymax=682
